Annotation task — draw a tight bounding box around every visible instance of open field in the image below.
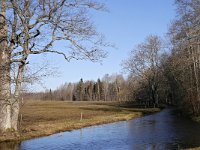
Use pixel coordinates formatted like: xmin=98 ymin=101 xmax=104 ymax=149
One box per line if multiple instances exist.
xmin=0 ymin=100 xmax=160 ymax=142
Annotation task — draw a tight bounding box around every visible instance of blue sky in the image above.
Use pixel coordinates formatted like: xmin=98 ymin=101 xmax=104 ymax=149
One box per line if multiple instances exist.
xmin=33 ymin=0 xmax=176 ymax=91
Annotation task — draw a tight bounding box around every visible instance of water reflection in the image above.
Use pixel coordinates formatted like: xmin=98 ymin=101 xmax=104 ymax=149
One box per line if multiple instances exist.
xmin=1 ymin=108 xmax=200 ymax=150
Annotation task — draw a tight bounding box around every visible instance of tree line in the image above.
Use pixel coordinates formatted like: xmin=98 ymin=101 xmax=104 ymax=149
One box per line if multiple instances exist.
xmin=24 ymin=74 xmax=132 ymax=102
xmin=166 ymin=0 xmax=200 ymax=115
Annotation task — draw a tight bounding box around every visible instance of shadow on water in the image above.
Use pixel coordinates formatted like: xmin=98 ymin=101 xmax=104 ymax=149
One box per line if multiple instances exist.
xmin=1 ymin=108 xmax=200 ymax=150
xmin=0 ymin=142 xmax=19 ymax=150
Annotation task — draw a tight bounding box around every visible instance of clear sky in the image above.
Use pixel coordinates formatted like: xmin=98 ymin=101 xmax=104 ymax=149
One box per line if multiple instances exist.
xmin=32 ymin=0 xmax=176 ymax=92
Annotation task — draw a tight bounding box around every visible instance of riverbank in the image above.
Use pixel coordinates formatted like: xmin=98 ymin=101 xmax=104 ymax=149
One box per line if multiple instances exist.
xmin=0 ymin=100 xmax=160 ymax=143
xmin=180 ymin=114 xmax=200 ymax=150
xmin=187 ymin=117 xmax=200 ymax=150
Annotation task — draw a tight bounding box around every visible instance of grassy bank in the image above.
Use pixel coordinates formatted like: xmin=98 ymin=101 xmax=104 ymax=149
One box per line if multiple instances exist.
xmin=0 ymin=101 xmax=160 ymax=142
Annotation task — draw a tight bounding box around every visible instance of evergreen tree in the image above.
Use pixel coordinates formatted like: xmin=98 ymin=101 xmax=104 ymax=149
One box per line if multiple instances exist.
xmin=76 ymin=78 xmax=84 ymax=101
xmin=98 ymin=79 xmax=105 ymax=101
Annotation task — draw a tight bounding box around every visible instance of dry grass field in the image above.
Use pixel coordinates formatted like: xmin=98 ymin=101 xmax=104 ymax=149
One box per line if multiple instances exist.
xmin=0 ymin=100 xmax=160 ymax=142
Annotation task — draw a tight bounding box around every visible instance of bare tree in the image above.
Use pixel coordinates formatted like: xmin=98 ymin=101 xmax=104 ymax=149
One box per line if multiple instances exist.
xmin=0 ymin=0 xmax=108 ymax=131
xmin=168 ymin=0 xmax=200 ymax=114
xmin=122 ymin=35 xmax=163 ymax=106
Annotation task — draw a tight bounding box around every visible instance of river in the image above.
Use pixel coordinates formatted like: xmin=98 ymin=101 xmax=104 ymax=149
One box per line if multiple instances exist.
xmin=1 ymin=108 xmax=200 ymax=150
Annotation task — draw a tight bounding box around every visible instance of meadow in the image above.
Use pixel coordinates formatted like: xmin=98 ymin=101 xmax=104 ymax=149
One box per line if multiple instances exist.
xmin=0 ymin=100 xmax=160 ymax=142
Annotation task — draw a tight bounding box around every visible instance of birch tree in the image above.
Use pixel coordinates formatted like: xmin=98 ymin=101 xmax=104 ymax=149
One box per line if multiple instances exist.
xmin=0 ymin=0 xmax=108 ymax=132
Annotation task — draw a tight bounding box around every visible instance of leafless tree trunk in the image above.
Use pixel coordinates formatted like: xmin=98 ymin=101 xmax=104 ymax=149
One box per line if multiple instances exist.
xmin=0 ymin=0 xmax=12 ymax=131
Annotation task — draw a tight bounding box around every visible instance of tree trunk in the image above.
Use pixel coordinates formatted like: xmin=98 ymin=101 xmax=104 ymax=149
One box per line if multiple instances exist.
xmin=0 ymin=0 xmax=12 ymax=131
xmin=11 ymin=64 xmax=24 ymax=130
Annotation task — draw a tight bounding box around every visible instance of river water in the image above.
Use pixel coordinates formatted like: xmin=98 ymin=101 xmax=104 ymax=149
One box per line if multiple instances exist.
xmin=1 ymin=108 xmax=200 ymax=150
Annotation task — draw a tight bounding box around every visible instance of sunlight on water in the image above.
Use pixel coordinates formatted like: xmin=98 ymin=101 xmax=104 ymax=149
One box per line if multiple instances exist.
xmin=1 ymin=108 xmax=200 ymax=150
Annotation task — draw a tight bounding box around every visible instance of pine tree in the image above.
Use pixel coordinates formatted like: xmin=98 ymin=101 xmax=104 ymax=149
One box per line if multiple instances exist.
xmin=98 ymin=79 xmax=105 ymax=101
